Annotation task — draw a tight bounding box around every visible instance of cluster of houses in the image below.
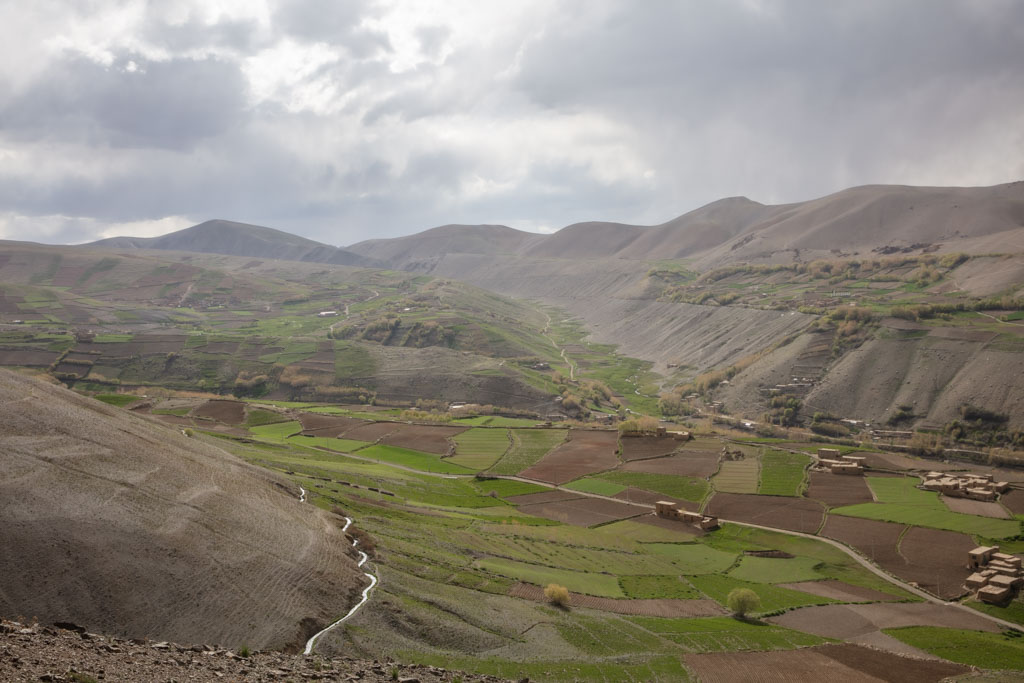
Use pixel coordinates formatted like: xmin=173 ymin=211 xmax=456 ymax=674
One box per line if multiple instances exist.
xmin=921 ymin=471 xmax=1010 ymax=502
xmin=967 ymin=545 xmax=1023 ymax=604
xmin=655 ymin=501 xmax=720 ymax=530
xmin=816 ymin=448 xmax=865 ymax=475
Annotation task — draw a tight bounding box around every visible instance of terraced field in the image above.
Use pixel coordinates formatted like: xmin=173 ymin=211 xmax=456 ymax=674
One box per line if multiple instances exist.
xmin=449 ymin=428 xmax=511 ymax=470
xmin=712 ymin=458 xmax=759 ymax=494
xmin=487 ymin=428 xmax=567 ymax=475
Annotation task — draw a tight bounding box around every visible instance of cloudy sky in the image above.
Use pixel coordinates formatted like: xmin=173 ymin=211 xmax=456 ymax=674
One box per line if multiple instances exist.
xmin=1 ymin=0 xmax=1022 ymax=246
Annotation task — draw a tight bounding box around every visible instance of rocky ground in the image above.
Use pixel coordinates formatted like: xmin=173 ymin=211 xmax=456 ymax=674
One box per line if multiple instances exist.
xmin=0 ymin=620 xmax=509 ymax=683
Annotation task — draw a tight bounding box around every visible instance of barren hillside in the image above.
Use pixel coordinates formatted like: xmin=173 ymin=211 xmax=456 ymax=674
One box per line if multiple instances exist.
xmin=347 ymin=181 xmax=1024 ymax=269
xmin=0 ymin=370 xmax=365 ymax=650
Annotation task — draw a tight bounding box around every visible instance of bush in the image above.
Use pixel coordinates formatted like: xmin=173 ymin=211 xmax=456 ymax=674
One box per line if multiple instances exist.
xmin=618 ymin=416 xmax=660 ymax=435
xmin=726 ymin=587 xmax=761 ymax=618
xmin=544 ymin=583 xmax=571 ymax=607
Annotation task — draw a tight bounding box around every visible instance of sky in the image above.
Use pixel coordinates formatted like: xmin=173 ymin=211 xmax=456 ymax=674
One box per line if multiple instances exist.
xmin=1 ymin=0 xmax=1022 ymax=247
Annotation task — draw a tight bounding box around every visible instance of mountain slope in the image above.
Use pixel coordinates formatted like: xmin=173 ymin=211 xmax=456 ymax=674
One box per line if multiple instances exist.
xmin=91 ymin=219 xmax=377 ymax=266
xmin=0 ymin=370 xmax=365 ymax=649
xmin=345 ymin=181 xmax=1024 ymax=270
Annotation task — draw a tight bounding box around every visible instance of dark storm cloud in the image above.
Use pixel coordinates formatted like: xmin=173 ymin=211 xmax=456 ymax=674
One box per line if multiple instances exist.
xmin=1 ymin=53 xmax=248 ymax=149
xmin=1 ymin=1 xmax=1022 ymax=245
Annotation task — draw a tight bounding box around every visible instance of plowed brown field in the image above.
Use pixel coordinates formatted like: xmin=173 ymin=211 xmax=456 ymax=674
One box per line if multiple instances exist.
xmin=806 ymin=471 xmax=873 ymax=508
xmin=706 ymin=493 xmax=825 ymax=533
xmin=518 ymin=430 xmax=619 ymax=484
xmin=940 ymin=495 xmax=1010 ymax=518
xmin=683 ymin=643 xmax=968 ymax=683
xmin=619 ymin=436 xmax=679 ymax=461
xmin=192 ymin=400 xmax=246 ymax=424
xmin=297 ymin=413 xmax=369 ymax=436
xmin=516 ymin=496 xmax=647 ymax=527
xmin=379 ymin=424 xmax=467 ymax=454
xmin=622 ymin=452 xmax=719 ymax=478
xmin=820 ymin=517 xmax=969 ymax=599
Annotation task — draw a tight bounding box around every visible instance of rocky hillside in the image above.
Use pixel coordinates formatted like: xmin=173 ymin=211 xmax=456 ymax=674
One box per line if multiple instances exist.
xmin=0 ymin=619 xmax=503 ymax=682
xmin=0 ymin=370 xmax=366 ymax=650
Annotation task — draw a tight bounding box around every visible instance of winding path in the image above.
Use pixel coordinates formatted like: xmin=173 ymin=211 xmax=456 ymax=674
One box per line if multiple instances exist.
xmin=541 ymin=311 xmax=576 ymax=380
xmin=297 ymin=486 xmax=379 ymax=655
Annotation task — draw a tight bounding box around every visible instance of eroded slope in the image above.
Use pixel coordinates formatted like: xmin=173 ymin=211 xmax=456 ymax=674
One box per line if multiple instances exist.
xmin=0 ymin=370 xmax=365 ymax=649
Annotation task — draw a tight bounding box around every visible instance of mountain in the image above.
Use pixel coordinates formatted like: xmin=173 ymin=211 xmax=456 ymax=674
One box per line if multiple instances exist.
xmin=90 ymin=219 xmax=379 ymax=267
xmin=345 ymin=181 xmax=1024 ymax=269
xmin=0 ymin=369 xmax=365 ymax=649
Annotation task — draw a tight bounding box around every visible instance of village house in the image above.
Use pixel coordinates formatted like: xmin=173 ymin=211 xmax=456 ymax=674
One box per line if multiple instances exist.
xmin=966 ymin=544 xmax=1024 ymax=603
xmin=815 ymin=449 xmax=865 ymax=475
xmin=317 ymin=310 xmax=339 ymax=317
xmin=655 ymin=501 xmax=719 ymax=530
xmin=921 ymin=471 xmax=1009 ymax=501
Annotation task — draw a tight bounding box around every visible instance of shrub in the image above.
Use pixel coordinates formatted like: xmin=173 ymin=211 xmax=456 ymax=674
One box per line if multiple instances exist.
xmin=726 ymin=587 xmax=761 ymax=618
xmin=544 ymin=583 xmax=571 ymax=607
xmin=618 ymin=416 xmax=660 ymax=435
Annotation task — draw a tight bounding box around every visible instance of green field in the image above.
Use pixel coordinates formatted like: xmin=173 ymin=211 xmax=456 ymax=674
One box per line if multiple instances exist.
xmin=838 ymin=473 xmax=1020 ymax=541
xmin=727 ymin=556 xmax=824 ymax=583
xmin=713 ymin=458 xmax=760 ymax=493
xmin=475 ymin=557 xmax=625 ymax=597
xmin=94 ymin=393 xmax=139 ymax=407
xmin=291 ymin=435 xmax=371 ymax=453
xmin=564 ymin=477 xmax=628 ymax=496
xmin=757 ymin=450 xmax=810 ymax=496
xmin=468 ymin=478 xmax=548 ymax=498
xmin=449 ymin=428 xmax=511 ymax=470
xmin=628 ymin=616 xmax=826 ymax=653
xmin=883 ymin=626 xmax=1024 ymax=670
xmin=687 ymin=575 xmax=837 ymax=613
xmin=488 ymin=428 xmax=567 ymax=475
xmin=619 ymin=575 xmax=702 ymax=599
xmin=644 ymin=543 xmax=738 ymax=574
xmin=249 ymin=420 xmax=301 ymax=443
xmin=356 ymin=444 xmax=473 ymax=474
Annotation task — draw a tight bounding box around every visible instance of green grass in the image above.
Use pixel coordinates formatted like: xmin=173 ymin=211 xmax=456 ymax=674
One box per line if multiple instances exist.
xmin=564 ymin=478 xmax=628 ymax=496
xmin=600 ymin=519 xmax=697 ymax=543
xmin=619 ymin=575 xmax=702 ymax=599
xmin=687 ymin=575 xmax=837 ymax=613
xmin=713 ymin=458 xmax=760 ymax=494
xmin=249 ymin=420 xmax=301 ymax=443
xmin=831 ymin=501 xmax=1020 ymax=538
xmin=966 ymin=599 xmax=1024 ymax=626
xmin=449 ymin=428 xmax=511 ymax=470
xmin=595 ymin=471 xmax=709 ymax=503
xmin=93 ymin=393 xmax=139 ymax=407
xmin=475 ymin=557 xmax=624 ymax=597
xmin=291 ymin=435 xmax=371 ymax=453
xmin=865 ymin=475 xmax=935 ymax=504
xmin=554 ymin=613 xmax=669 ymax=655
xmin=628 ymin=616 xmax=827 ymax=653
xmin=644 ymin=543 xmax=738 ymax=574
xmin=488 ymin=428 xmax=567 ymax=475
xmin=728 ymin=556 xmax=824 ymax=584
xmin=883 ymin=626 xmax=1024 ymax=670
xmin=467 ymin=478 xmax=548 ymax=498
xmin=757 ymin=450 xmax=810 ymax=496
xmin=358 ymin=444 xmax=474 ymax=474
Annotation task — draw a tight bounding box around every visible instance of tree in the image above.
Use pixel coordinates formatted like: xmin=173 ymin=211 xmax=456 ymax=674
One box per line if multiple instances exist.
xmin=726 ymin=587 xmax=760 ymax=618
xmin=544 ymin=583 xmax=570 ymax=608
